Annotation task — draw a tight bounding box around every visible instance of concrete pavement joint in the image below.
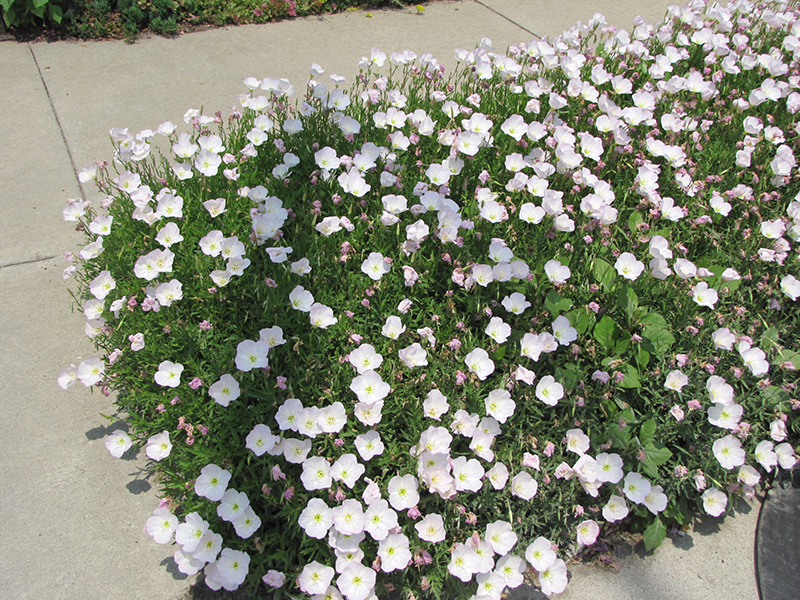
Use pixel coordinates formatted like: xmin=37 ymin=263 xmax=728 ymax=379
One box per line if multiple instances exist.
xmin=473 ymin=0 xmax=538 ymax=40
xmin=28 ymin=44 xmax=86 ymax=200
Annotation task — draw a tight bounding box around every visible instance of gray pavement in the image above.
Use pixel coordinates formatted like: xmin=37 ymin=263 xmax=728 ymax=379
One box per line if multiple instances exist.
xmin=0 ymin=1 xmax=760 ymax=599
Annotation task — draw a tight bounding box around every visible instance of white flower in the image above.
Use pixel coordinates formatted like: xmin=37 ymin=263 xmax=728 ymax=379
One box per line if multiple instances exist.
xmin=538 ymin=559 xmax=568 ymax=596
xmin=535 ymin=375 xmax=564 ymax=406
xmin=622 ymin=471 xmax=652 ymax=504
xmin=382 ymin=315 xmax=406 ymax=339
xmin=485 ymin=388 xmax=515 ymax=424
xmin=485 ymin=520 xmax=518 ymax=556
xmin=246 ymin=424 xmax=278 ymax=457
xmin=232 ymin=506 xmax=261 ymax=539
xmin=235 ymin=339 xmax=269 ymax=372
xmin=361 ymin=252 xmax=391 ymax=280
xmin=614 ymin=252 xmax=645 ymax=280
xmin=664 ymin=369 xmax=688 ymax=392
xmin=465 ymin=348 xmax=495 ymax=380
xmin=387 ymin=474 xmax=419 ymax=511
xmin=398 ymin=343 xmax=428 ymax=368
xmin=693 ymin=281 xmax=719 ymax=308
xmin=146 ymin=507 xmax=178 ymax=544
xmin=337 ymin=562 xmax=376 ymax=600
xmin=298 ymin=561 xmax=335 ymax=595
xmin=544 ymin=259 xmax=570 ymax=284
xmin=310 ymin=303 xmax=338 ymax=328
xmin=209 ymin=374 xmax=241 ymax=407
xmin=502 ymin=292 xmax=531 ymax=315
xmin=552 ymin=314 xmax=577 ymax=346
xmin=145 ymin=431 xmax=172 ymax=461
xmin=331 ymin=454 xmax=366 ymax=489
xmin=348 ymin=344 xmax=383 ymax=373
xmin=754 ymin=440 xmax=779 ymax=472
xmin=350 ymin=369 xmax=390 ymax=404
xmin=378 ymin=533 xmax=412 ymax=572
xmin=218 ymin=489 xmax=250 ymax=522
xmin=298 ymin=498 xmax=333 ymax=539
xmin=289 ymin=286 xmax=315 ymax=313
xmin=301 ymin=456 xmax=332 ymax=491
xmin=781 ymin=274 xmax=800 ymax=300
xmin=354 ymin=430 xmax=385 ymax=461
xmin=525 ymin=536 xmax=556 ymax=572
xmin=712 ymin=435 xmax=746 ymax=469
xmin=576 ymin=520 xmax=600 ymax=547
xmin=485 ymin=317 xmax=512 ymax=344
xmin=154 ymin=360 xmax=183 ymax=387
xmin=595 ymin=452 xmax=624 ymax=483
xmin=331 ymin=498 xmax=366 ymax=536
xmin=602 ymin=494 xmax=629 ymax=522
xmin=195 ymin=464 xmax=231 ymax=501
xmin=415 ymin=513 xmax=446 ymax=542
xmin=448 ymin=543 xmax=481 ymax=582
xmin=511 ymin=472 xmax=538 ymax=500
xmin=105 ymin=430 xmax=132 ymax=458
xmin=701 ymin=487 xmax=728 ymax=517
xmin=363 ymin=499 xmax=398 ymax=541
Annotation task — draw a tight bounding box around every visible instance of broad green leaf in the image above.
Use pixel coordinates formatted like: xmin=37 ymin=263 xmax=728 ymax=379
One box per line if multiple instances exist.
xmin=636 ymin=345 xmax=650 ymax=369
xmin=593 ymin=258 xmax=616 ymax=292
xmin=644 ymin=441 xmax=672 ymax=465
xmin=642 ymin=325 xmax=675 ymax=357
xmin=545 ymin=289 xmax=573 ymax=317
xmin=34 ymin=0 xmax=49 ymax=8
xmin=491 ymin=345 xmax=507 ymax=361
xmin=774 ymin=349 xmax=800 ymax=369
xmin=555 ymin=363 xmax=582 ymax=392
xmin=614 ymin=334 xmax=631 ymax=356
xmin=48 ymin=3 xmax=63 ymax=22
xmin=639 ymin=312 xmax=668 ymax=328
xmin=628 ymin=210 xmax=644 ymax=234
xmin=643 ymin=517 xmax=667 ymax=552
xmin=593 ymin=315 xmax=618 ymax=353
xmin=640 ymin=418 xmax=656 ymax=444
xmin=617 ymin=407 xmax=637 ymax=424
xmin=619 ymin=363 xmax=641 ymax=388
xmin=566 ymin=308 xmax=596 ymax=336
xmin=761 ymin=327 xmax=781 ymax=350
xmin=607 ymin=423 xmax=631 ymax=450
xmin=763 ymin=385 xmax=790 ymax=408
xmin=617 ymin=284 xmax=639 ymax=323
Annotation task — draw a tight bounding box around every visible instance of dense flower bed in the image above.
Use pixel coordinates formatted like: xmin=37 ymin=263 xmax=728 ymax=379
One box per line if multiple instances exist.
xmin=61 ymin=1 xmax=800 ymax=597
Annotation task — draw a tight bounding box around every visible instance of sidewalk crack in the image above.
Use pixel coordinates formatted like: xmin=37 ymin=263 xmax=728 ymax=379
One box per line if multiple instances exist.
xmin=28 ymin=45 xmax=86 ymax=199
xmin=0 ymin=255 xmax=58 ymax=270
xmin=474 ymin=0 xmax=539 ymax=39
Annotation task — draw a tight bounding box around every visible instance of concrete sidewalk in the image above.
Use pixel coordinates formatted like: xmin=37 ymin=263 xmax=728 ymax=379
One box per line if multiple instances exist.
xmin=0 ymin=1 xmax=760 ymax=599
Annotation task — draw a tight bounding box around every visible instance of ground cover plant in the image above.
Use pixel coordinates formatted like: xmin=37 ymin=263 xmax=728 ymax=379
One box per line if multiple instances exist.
xmin=60 ymin=0 xmax=800 ymax=597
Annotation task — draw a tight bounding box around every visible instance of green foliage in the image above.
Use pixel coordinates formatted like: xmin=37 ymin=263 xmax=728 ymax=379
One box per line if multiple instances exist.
xmin=1 ymin=0 xmax=63 ymax=28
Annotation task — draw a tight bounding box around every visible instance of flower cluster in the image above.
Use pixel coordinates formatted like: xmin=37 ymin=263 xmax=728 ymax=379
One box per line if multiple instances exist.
xmin=62 ymin=1 xmax=799 ymax=598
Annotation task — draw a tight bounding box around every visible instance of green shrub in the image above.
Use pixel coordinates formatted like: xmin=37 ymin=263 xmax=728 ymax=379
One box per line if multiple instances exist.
xmin=1 ymin=0 xmax=64 ymax=28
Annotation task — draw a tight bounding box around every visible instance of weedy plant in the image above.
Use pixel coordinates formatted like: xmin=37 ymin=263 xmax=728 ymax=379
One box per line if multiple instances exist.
xmin=61 ymin=0 xmax=800 ymax=597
